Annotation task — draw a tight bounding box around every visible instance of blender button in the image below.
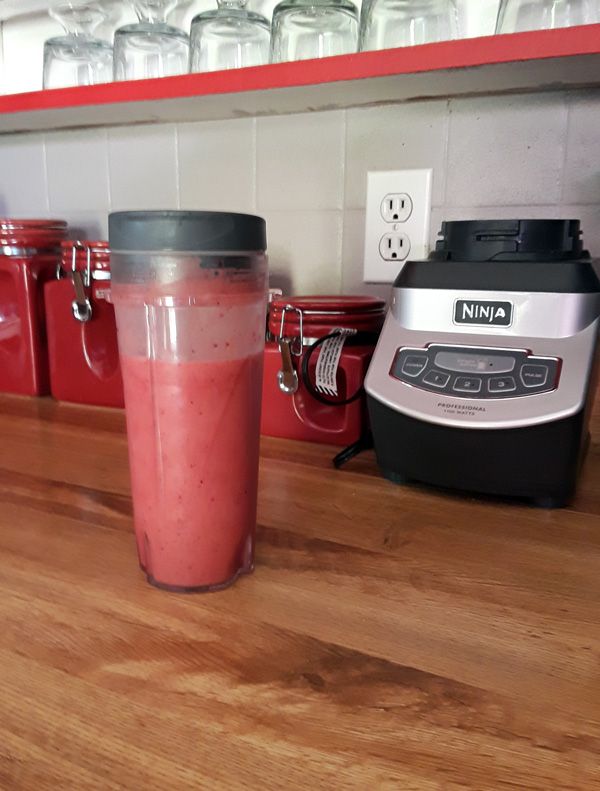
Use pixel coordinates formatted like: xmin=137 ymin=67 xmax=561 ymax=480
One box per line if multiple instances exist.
xmin=401 ymin=354 xmax=429 ymax=378
xmin=488 ymin=376 xmax=517 ymax=394
xmin=521 ymin=364 xmax=549 ymax=388
xmin=423 ymin=370 xmax=451 ymax=388
xmin=453 ymin=376 xmax=482 ymax=394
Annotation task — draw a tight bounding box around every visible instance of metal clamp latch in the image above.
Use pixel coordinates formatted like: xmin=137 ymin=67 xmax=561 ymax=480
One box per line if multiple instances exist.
xmin=70 ymin=241 xmax=93 ymax=323
xmin=276 ymin=305 xmax=304 ymax=395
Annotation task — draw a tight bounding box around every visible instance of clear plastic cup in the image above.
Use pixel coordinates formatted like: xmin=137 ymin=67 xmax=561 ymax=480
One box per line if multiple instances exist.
xmin=108 ymin=211 xmax=268 ymax=592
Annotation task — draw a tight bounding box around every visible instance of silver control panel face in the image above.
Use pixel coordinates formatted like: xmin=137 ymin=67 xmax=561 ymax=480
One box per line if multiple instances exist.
xmin=390 ymin=344 xmax=560 ymax=399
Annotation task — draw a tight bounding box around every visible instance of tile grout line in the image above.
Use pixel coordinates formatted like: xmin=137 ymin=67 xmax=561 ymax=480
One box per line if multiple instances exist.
xmin=440 ymin=97 xmax=452 ymax=215
xmin=41 ymin=132 xmax=51 ymax=214
xmin=339 ymin=109 xmax=347 ymax=293
xmin=174 ymin=123 xmax=181 ymax=210
xmin=558 ymin=90 xmax=572 ymax=206
xmin=103 ymin=127 xmax=112 ymax=216
xmin=252 ymin=117 xmax=258 ymax=215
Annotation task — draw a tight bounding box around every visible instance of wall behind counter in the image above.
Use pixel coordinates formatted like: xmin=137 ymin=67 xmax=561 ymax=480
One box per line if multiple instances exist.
xmin=1 ymin=88 xmax=599 ymax=297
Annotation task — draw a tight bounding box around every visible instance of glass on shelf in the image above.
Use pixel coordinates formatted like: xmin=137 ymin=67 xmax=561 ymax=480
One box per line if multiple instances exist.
xmin=43 ymin=1 xmax=113 ymax=89
xmin=359 ymin=0 xmax=459 ymax=52
xmin=190 ymin=0 xmax=270 ymax=73
xmin=114 ymin=0 xmax=190 ymax=81
xmin=271 ymin=0 xmax=359 ymax=63
xmin=496 ymin=0 xmax=599 ymax=33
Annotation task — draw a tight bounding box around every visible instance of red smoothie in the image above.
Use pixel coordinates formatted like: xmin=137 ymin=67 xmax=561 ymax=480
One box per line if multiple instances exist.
xmin=114 ymin=275 xmax=266 ymax=591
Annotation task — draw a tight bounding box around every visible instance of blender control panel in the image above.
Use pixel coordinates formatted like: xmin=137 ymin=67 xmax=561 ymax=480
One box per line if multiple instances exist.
xmin=391 ymin=345 xmax=560 ymax=399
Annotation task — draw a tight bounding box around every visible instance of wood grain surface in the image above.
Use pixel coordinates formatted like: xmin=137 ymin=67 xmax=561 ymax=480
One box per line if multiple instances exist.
xmin=0 ymin=393 xmax=599 ymax=790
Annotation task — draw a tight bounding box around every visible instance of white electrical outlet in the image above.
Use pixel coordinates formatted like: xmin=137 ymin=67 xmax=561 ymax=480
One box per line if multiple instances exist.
xmin=363 ymin=169 xmax=432 ymax=284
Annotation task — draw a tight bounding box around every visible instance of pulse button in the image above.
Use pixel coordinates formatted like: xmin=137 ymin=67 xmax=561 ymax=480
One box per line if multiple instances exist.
xmin=453 ymin=376 xmax=482 ymax=394
xmin=401 ymin=354 xmax=428 ymax=378
xmin=521 ymin=364 xmax=549 ymax=388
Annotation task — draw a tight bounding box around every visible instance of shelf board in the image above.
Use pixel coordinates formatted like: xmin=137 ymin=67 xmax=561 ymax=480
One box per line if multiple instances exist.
xmin=0 ymin=24 xmax=599 ymax=135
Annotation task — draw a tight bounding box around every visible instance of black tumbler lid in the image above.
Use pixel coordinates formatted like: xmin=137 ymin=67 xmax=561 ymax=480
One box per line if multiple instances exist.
xmin=109 ymin=211 xmax=267 ymax=252
xmin=434 ymin=219 xmax=584 ymax=261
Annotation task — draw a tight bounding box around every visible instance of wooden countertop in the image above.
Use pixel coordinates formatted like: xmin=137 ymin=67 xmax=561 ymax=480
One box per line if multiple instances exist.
xmin=0 ymin=394 xmax=599 ymax=790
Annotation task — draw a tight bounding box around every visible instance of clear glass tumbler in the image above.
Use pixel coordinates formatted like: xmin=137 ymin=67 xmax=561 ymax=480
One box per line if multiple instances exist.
xmin=43 ymin=1 xmax=113 ymax=89
xmin=359 ymin=0 xmax=459 ymax=51
xmin=114 ymin=0 xmax=190 ymax=81
xmin=271 ymin=0 xmax=359 ymax=63
xmin=496 ymin=0 xmax=598 ymax=33
xmin=190 ymin=0 xmax=270 ymax=72
xmin=109 ymin=211 xmax=268 ymax=593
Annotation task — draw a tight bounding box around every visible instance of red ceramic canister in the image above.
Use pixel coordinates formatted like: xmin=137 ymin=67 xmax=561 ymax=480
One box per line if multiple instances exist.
xmin=0 ymin=218 xmax=67 ymax=396
xmin=262 ymin=295 xmax=386 ymax=446
xmin=45 ymin=240 xmax=124 ymax=408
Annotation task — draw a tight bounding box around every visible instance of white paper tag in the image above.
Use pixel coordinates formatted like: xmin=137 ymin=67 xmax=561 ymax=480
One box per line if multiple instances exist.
xmin=315 ymin=328 xmax=357 ymax=397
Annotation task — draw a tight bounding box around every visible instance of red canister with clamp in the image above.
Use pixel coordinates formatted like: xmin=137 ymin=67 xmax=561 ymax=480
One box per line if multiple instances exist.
xmin=0 ymin=218 xmax=67 ymax=396
xmin=45 ymin=240 xmax=124 ymax=408
xmin=262 ymin=295 xmax=386 ymax=446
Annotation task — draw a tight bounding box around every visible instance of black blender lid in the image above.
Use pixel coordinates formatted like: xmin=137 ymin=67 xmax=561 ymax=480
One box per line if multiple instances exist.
xmin=434 ymin=219 xmax=584 ymax=262
xmin=396 ymin=218 xmax=599 ymax=294
xmin=109 ymin=211 xmax=266 ymax=252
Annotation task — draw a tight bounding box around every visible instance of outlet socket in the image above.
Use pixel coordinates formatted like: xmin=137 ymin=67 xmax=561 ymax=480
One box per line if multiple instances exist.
xmin=379 ymin=233 xmax=410 ymax=262
xmin=364 ymin=169 xmax=432 ymax=284
xmin=381 ymin=193 xmax=413 ymax=223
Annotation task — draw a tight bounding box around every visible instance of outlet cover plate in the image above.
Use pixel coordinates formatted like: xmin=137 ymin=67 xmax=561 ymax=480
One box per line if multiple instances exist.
xmin=363 ymin=168 xmax=433 ymax=284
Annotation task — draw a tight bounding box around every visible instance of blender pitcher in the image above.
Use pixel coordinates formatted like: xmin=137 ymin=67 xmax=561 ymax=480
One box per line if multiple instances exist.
xmin=109 ymin=211 xmax=268 ymax=592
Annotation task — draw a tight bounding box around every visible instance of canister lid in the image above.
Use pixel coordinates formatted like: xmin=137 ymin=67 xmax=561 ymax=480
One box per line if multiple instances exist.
xmin=269 ymin=295 xmax=386 ymax=337
xmin=109 ymin=211 xmax=266 ymax=253
xmin=0 ymin=218 xmax=67 ymax=248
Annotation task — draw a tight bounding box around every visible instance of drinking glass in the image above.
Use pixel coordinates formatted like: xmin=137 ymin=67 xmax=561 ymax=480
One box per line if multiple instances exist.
xmin=359 ymin=0 xmax=459 ymax=51
xmin=190 ymin=0 xmax=270 ymax=72
xmin=496 ymin=0 xmax=598 ymax=33
xmin=271 ymin=0 xmax=359 ymax=63
xmin=114 ymin=0 xmax=190 ymax=81
xmin=43 ymin=1 xmax=113 ymax=89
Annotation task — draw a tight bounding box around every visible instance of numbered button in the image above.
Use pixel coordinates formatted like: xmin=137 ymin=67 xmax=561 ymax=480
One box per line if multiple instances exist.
xmin=489 ymin=376 xmax=517 ymax=394
xmin=423 ymin=370 xmax=451 ymax=388
xmin=453 ymin=376 xmax=482 ymax=394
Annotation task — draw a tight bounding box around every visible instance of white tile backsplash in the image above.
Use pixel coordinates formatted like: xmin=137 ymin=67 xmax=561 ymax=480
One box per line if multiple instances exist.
xmin=0 ymin=72 xmax=598 ymax=293
xmin=0 ymin=133 xmax=47 ymax=215
xmin=46 ymin=129 xmax=109 ymax=214
xmin=257 ymin=111 xmax=345 ymax=212
xmin=563 ymin=92 xmax=600 ymax=206
xmin=178 ymin=118 xmax=255 ymax=213
xmin=266 ymin=210 xmax=343 ymax=294
xmin=344 ymin=101 xmax=449 ymax=209
xmin=446 ymin=93 xmax=569 ymax=207
xmin=341 ymin=209 xmax=393 ymax=300
xmin=108 ymin=124 xmax=179 ymax=211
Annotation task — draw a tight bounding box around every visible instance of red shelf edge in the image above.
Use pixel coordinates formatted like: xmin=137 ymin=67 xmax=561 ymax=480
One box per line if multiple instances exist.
xmin=1 ymin=23 xmax=599 ymax=117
